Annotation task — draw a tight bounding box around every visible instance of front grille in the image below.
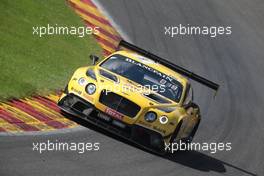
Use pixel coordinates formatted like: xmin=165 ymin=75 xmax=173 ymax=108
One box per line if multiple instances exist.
xmin=99 ymin=91 xmax=141 ymax=118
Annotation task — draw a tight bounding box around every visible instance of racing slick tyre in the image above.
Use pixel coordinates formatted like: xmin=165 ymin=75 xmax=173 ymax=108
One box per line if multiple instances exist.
xmin=169 ymin=103 xmax=201 ymax=149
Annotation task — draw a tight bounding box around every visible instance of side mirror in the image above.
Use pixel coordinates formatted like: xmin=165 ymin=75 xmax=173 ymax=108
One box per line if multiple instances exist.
xmin=90 ymin=55 xmax=99 ymax=65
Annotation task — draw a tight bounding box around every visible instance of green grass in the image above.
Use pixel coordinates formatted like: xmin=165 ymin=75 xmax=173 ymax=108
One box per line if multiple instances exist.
xmin=0 ymin=0 xmax=102 ymax=100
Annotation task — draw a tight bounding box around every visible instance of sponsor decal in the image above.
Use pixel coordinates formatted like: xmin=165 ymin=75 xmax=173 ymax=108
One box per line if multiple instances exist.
xmin=71 ymin=87 xmax=82 ymax=95
xmin=105 ymin=108 xmax=124 ymax=120
xmin=138 ymin=120 xmax=151 ymax=127
xmin=125 ymin=57 xmax=174 ymax=82
xmin=97 ymin=112 xmax=111 ymax=121
xmin=124 ymin=57 xmax=181 ymax=91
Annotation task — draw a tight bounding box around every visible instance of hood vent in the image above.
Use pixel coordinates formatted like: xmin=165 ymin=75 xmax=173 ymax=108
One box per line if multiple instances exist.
xmin=99 ymin=69 xmax=118 ymax=82
xmin=144 ymin=93 xmax=176 ymax=113
xmin=144 ymin=93 xmax=171 ymax=104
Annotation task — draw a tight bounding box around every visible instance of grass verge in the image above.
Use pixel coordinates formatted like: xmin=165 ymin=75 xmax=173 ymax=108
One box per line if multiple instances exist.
xmin=0 ymin=0 xmax=102 ymax=100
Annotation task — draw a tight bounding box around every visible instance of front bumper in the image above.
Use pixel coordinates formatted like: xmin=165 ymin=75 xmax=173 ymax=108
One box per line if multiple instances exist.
xmin=58 ymin=93 xmax=165 ymax=154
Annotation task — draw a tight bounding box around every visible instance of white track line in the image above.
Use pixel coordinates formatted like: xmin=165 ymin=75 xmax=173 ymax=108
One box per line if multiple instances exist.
xmin=92 ymin=0 xmax=132 ymax=42
xmin=0 ymin=126 xmax=87 ymax=136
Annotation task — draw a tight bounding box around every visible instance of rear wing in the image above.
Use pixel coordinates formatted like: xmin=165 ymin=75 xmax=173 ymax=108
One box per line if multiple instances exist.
xmin=118 ymin=40 xmax=219 ymax=91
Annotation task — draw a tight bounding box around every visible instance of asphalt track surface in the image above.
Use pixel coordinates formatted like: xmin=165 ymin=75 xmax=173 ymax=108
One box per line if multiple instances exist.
xmin=1 ymin=0 xmax=264 ymax=175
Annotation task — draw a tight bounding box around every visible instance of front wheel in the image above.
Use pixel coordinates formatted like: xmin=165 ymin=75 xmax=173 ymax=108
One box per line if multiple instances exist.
xmin=188 ymin=118 xmax=200 ymax=143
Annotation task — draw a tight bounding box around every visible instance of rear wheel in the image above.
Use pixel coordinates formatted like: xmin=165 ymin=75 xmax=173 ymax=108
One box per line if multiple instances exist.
xmin=169 ymin=103 xmax=201 ymax=146
xmin=169 ymin=120 xmax=183 ymax=144
xmin=188 ymin=118 xmax=200 ymax=142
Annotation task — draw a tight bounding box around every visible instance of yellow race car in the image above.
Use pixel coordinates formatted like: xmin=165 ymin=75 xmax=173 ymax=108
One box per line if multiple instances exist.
xmin=58 ymin=40 xmax=219 ymax=153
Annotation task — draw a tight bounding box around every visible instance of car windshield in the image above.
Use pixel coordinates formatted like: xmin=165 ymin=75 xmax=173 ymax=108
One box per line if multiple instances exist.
xmin=100 ymin=54 xmax=183 ymax=103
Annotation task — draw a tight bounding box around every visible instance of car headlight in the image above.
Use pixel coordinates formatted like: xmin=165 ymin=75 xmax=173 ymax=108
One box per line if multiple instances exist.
xmin=159 ymin=116 xmax=168 ymax=124
xmin=85 ymin=83 xmax=96 ymax=95
xmin=144 ymin=111 xmax=157 ymax=122
xmin=78 ymin=77 xmax=87 ymax=86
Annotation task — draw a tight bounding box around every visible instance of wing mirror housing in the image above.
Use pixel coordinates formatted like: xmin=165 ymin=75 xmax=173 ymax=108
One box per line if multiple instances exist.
xmin=90 ymin=55 xmax=99 ymax=65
